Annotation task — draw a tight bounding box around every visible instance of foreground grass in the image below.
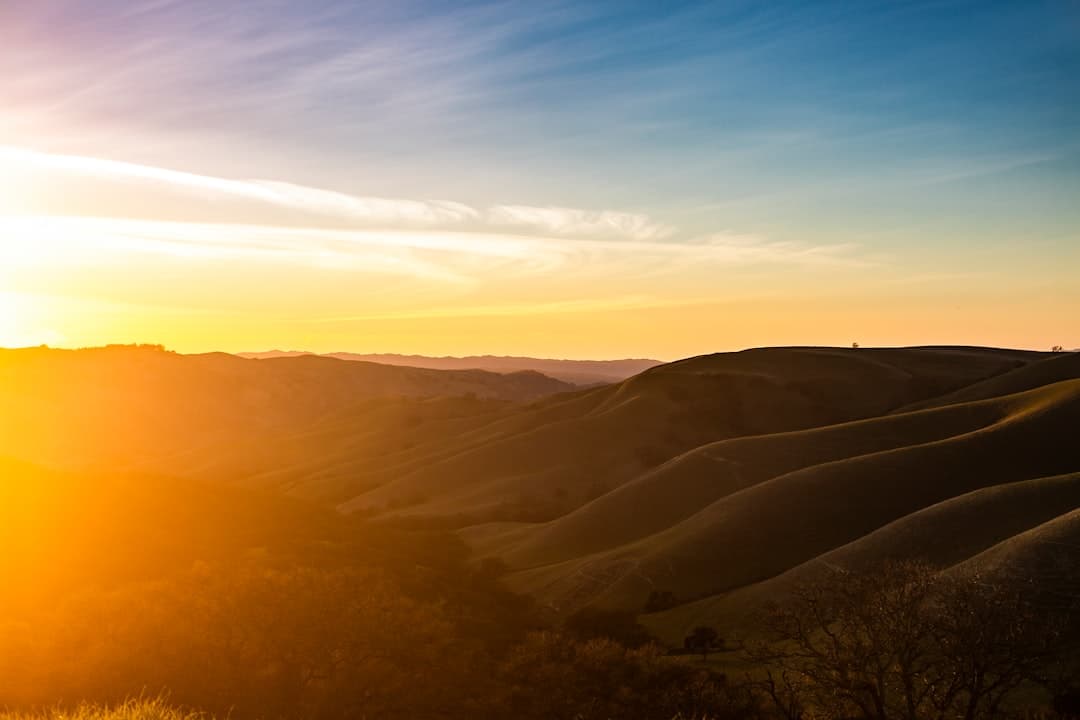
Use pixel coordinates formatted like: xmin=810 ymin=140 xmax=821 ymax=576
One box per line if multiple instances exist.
xmin=0 ymin=700 xmax=205 ymax=720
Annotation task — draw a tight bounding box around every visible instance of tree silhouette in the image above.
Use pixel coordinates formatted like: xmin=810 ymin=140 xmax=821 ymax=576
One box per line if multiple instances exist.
xmin=685 ymin=625 xmax=721 ymax=660
xmin=748 ymin=561 xmax=1072 ymax=720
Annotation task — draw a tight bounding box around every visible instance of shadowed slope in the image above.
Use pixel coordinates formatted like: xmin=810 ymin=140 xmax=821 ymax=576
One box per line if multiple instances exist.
xmin=467 ymin=384 xmax=1028 ymax=567
xmin=950 ymin=507 xmax=1080 ymax=610
xmin=185 ymin=394 xmax=523 ymax=499
xmin=639 ymin=471 xmax=1080 ymax=643
xmin=498 ymin=379 xmax=1080 ymax=614
xmin=196 ymin=383 xmax=619 ymax=505
xmin=344 ymin=347 xmax=1036 ymax=520
xmin=898 ymin=351 xmax=1080 ymax=412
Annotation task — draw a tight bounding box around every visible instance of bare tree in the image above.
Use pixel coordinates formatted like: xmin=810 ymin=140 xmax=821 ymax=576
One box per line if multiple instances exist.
xmin=930 ymin=573 xmax=1065 ymax=720
xmin=747 ymin=561 xmax=1068 ymax=720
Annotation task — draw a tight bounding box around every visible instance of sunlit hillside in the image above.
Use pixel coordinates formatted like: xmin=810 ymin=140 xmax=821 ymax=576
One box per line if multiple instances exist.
xmin=2 ymin=0 xmax=1078 ymax=717
xmin=2 ymin=344 xmax=1078 ymax=719
xmin=0 ymin=345 xmax=572 ymax=477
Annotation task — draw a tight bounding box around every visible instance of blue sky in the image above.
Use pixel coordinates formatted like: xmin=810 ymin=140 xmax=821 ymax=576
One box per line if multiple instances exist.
xmin=0 ymin=0 xmax=1077 ymax=355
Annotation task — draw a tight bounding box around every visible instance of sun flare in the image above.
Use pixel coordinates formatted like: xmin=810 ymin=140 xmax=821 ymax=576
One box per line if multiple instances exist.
xmin=0 ymin=293 xmax=26 ymax=347
xmin=0 ymin=291 xmax=54 ymax=348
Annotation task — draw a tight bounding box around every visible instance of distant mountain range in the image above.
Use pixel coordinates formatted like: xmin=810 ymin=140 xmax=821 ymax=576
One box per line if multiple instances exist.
xmin=238 ymin=351 xmax=662 ymax=385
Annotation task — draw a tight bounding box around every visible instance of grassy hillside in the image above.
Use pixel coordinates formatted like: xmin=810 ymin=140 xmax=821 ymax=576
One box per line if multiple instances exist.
xmin=343 ymin=346 xmax=1038 ymax=520
xmin=0 ymin=456 xmax=539 ymax=717
xmin=466 ymin=379 xmax=1032 ymax=567
xmin=4 ymin=344 xmax=1075 ymax=650
xmin=2 ymin=345 xmax=1077 ymax=718
xmin=952 ymin=506 xmax=1080 ymax=607
xmin=640 ymin=471 xmax=1080 ymax=643
xmin=897 ymin=350 xmax=1080 ymax=412
xmin=0 ymin=345 xmax=573 ymax=476
xmin=0 ymin=455 xmax=361 ymax=608
xmin=471 ymin=374 xmax=1079 ymax=619
xmin=2 ymin=345 xmax=1042 ymax=517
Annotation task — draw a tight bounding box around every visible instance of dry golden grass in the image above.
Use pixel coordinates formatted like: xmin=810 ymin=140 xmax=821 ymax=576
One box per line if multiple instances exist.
xmin=0 ymin=699 xmax=206 ymax=720
xmin=490 ymin=377 xmax=1080 ymax=619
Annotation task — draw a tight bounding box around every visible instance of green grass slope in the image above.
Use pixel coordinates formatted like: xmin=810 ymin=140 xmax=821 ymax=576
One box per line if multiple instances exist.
xmin=897 ymin=351 xmax=1080 ymax=412
xmin=466 ymin=381 xmax=1031 ymax=568
xmin=640 ymin=471 xmax=1080 ymax=644
xmin=184 ymin=394 xmax=523 ymax=499
xmin=499 ymin=379 xmax=1080 ymax=615
xmin=345 ymin=347 xmax=1035 ymax=521
xmin=950 ymin=506 xmax=1080 ymax=610
xmin=255 ymin=384 xmax=613 ymax=503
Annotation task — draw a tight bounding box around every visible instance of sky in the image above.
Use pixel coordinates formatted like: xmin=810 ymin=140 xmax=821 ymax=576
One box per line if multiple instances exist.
xmin=0 ymin=0 xmax=1077 ymax=359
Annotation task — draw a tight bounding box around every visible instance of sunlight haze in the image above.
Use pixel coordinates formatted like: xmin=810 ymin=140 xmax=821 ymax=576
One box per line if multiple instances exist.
xmin=1 ymin=4 xmax=1079 ymax=719
xmin=1 ymin=0 xmax=1077 ymax=356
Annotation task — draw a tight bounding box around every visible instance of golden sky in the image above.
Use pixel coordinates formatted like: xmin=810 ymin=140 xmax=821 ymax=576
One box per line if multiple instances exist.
xmin=1 ymin=2 xmax=1077 ymax=358
xmin=0 ymin=145 xmax=1077 ymax=358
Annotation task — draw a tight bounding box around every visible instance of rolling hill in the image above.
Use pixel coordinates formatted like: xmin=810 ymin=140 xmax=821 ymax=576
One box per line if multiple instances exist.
xmin=3 ymin=343 xmax=1076 ymax=644
xmin=341 ymin=346 xmax=1040 ymax=518
xmin=449 ymin=350 xmax=1079 ymax=642
xmin=0 ymin=345 xmax=573 ymax=474
xmin=479 ymin=379 xmax=1079 ymax=610
xmin=640 ymin=471 xmax=1080 ymax=644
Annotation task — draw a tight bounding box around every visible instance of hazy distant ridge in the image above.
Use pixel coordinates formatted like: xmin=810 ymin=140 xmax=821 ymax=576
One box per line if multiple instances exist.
xmin=239 ymin=351 xmax=662 ymax=385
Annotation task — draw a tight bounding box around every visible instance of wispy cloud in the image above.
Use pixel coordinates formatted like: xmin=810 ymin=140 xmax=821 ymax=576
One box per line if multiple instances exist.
xmin=487 ymin=205 xmax=675 ymax=242
xmin=3 ymin=146 xmax=676 ymax=241
xmin=0 ymin=216 xmax=528 ymax=284
xmin=0 ymin=213 xmax=868 ymax=299
xmin=0 ymin=146 xmax=480 ymax=227
xmin=0 ymin=148 xmax=869 ymax=284
xmin=684 ymin=233 xmax=871 ymax=268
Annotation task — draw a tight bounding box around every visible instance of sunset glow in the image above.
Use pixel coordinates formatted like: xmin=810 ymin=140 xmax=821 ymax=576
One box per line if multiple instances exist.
xmin=0 ymin=1 xmax=1077 ymax=357
xmin=0 ymin=4 xmax=1078 ymax=719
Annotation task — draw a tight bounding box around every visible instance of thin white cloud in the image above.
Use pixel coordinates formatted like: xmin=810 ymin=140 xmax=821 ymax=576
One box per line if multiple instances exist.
xmin=0 ymin=146 xmax=480 ymax=227
xmin=252 ymin=181 xmax=479 ymax=226
xmin=0 ymin=215 xmax=537 ymax=284
xmin=2 ymin=146 xmax=687 ymax=241
xmin=487 ymin=205 xmax=676 ymax=241
xmin=685 ymin=234 xmax=872 ymax=268
xmin=0 ymin=149 xmax=870 ymax=294
xmin=0 ymin=214 xmax=867 ymax=282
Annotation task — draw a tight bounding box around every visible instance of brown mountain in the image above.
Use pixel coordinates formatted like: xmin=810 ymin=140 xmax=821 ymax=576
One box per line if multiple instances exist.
xmin=239 ymin=351 xmax=662 ymax=385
